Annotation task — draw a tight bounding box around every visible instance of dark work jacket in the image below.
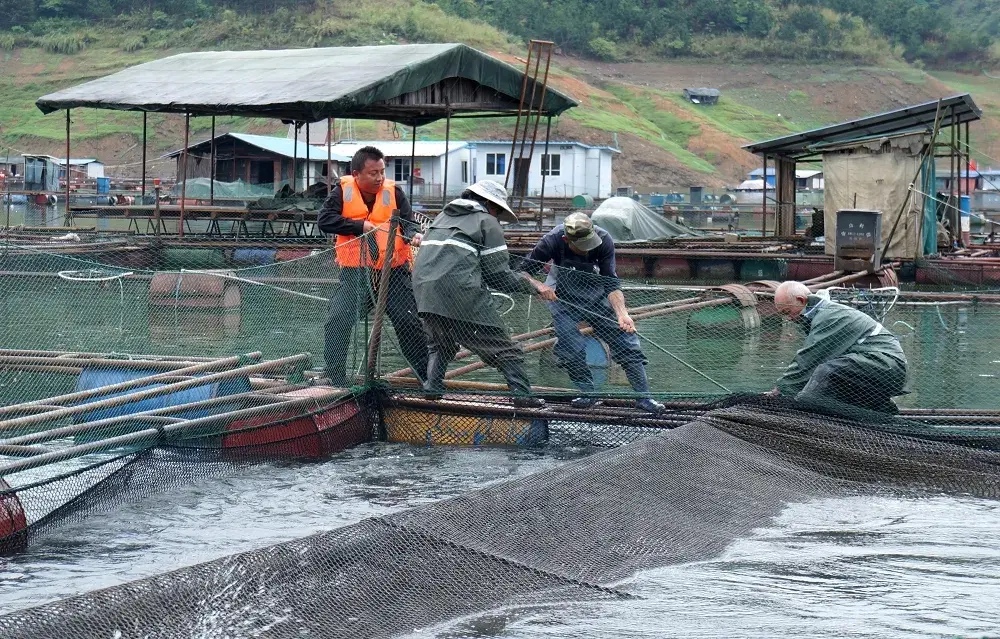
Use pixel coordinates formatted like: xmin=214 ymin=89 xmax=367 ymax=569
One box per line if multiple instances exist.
xmin=519 ymin=224 xmax=621 ymax=307
xmin=412 ymin=198 xmax=536 ymax=328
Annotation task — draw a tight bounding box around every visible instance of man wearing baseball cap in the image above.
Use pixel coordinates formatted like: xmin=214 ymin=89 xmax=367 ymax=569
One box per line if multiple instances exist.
xmin=518 ymin=212 xmax=664 ymax=413
xmin=412 ymin=180 xmax=554 ymax=408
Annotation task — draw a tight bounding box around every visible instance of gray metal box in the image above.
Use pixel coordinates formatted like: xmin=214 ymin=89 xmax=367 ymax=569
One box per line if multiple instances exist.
xmin=834 ymin=209 xmax=882 ymax=272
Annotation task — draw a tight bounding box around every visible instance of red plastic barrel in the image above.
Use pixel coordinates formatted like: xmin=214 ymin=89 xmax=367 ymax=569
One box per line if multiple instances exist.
xmin=0 ymin=479 xmax=27 ymax=552
xmin=222 ymin=391 xmax=369 ymax=459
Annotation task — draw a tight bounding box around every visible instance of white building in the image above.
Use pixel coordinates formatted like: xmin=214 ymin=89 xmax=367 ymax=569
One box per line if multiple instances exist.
xmin=294 ymin=123 xmax=619 ymax=199
xmin=465 ymin=141 xmax=618 ymax=199
xmin=54 ymin=158 xmax=105 ymax=179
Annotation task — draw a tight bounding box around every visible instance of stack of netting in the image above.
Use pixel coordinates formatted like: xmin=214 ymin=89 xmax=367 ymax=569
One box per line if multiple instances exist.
xmin=1 ymin=397 xmax=999 ymax=637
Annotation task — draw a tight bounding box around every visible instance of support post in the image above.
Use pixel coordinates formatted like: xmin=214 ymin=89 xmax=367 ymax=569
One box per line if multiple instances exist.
xmin=292 ymin=122 xmax=298 ymax=194
xmin=776 ymin=157 xmax=796 ymax=236
xmin=409 ymin=124 xmax=417 ymax=203
xmin=305 ymin=120 xmax=311 ymax=193
xmin=179 ymin=112 xmax=190 ymax=238
xmin=210 ymin=116 xmax=216 ymax=206
xmin=141 ymin=111 xmax=147 ymax=202
xmin=539 ymin=116 xmax=552 ymax=232
xmin=327 ymin=117 xmax=333 ymax=192
xmin=761 ymin=155 xmax=767 ymax=237
xmin=442 ymin=107 xmax=451 ymax=209
xmin=64 ymin=110 xmax=72 ymax=226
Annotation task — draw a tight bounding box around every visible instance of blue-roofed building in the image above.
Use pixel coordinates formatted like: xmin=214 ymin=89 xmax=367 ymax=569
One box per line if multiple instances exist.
xmin=167 ymin=132 xmax=352 ymax=193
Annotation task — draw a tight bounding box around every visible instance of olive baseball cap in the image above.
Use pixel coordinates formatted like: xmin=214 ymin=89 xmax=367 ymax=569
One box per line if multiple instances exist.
xmin=563 ymin=212 xmax=603 ymax=251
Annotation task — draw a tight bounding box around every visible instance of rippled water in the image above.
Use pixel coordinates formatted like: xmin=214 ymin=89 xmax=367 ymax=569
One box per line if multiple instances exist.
xmin=0 ymin=442 xmax=572 ymax=615
xmin=426 ymin=496 xmax=1000 ymax=638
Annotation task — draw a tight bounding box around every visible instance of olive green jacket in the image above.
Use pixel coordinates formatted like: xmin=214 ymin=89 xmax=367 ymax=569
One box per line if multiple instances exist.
xmin=776 ymin=295 xmax=907 ymax=395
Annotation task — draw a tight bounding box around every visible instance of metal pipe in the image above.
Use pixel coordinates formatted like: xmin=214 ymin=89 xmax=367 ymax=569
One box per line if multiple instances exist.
xmin=305 ymin=120 xmax=311 ymax=192
xmin=0 ymin=353 xmax=261 ymax=418
xmin=0 ymin=354 xmax=311 ymax=433
xmin=0 ymin=444 xmax=51 ymax=458
xmin=292 ymin=121 xmax=299 ymax=194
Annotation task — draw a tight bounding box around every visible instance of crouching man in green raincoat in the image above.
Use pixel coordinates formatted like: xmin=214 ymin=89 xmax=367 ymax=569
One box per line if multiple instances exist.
xmin=770 ymin=280 xmax=908 ymax=413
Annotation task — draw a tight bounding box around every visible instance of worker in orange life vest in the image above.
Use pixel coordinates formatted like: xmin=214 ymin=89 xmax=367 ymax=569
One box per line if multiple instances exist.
xmin=317 ymin=146 xmax=428 ymax=386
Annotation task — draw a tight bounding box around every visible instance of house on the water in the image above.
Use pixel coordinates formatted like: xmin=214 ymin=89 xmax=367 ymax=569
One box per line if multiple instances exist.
xmin=173 ymin=132 xmax=619 ymax=199
xmin=166 ymin=133 xmax=351 ymax=194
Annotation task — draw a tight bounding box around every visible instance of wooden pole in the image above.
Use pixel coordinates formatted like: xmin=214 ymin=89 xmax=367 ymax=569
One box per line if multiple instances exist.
xmin=442 ymin=105 xmax=451 ymax=208
xmin=366 ymin=212 xmax=400 ymax=383
xmin=327 ymin=117 xmax=333 ymax=191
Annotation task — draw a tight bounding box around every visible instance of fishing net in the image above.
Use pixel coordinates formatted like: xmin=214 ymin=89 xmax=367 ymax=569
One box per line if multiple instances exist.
xmin=2 ymin=199 xmax=1000 ymax=634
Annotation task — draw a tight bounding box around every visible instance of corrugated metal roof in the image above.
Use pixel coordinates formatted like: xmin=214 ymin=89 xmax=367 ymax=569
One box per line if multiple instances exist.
xmin=35 ymin=43 xmax=577 ymax=126
xmin=466 ymin=140 xmax=621 ymax=153
xmin=326 ymin=141 xmax=469 ymax=158
xmin=744 ymin=94 xmax=981 ymax=159
xmin=164 ymin=133 xmax=351 ymax=161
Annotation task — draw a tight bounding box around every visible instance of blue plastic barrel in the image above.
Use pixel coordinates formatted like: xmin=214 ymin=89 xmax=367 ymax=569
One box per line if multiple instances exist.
xmin=585 ymin=337 xmax=611 ymax=389
xmin=649 ymin=194 xmax=665 ymax=207
xmin=232 ymin=249 xmax=277 ymax=265
xmin=960 ymin=195 xmax=971 ymax=246
xmin=71 ymin=366 xmax=253 ymax=426
xmin=96 ymin=177 xmax=111 ymax=195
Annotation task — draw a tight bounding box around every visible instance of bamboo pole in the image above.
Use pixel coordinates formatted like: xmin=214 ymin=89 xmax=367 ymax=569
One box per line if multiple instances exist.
xmin=384 ymin=296 xmax=705 ymax=379
xmin=0 ymin=354 xmax=311 ymax=433
xmin=366 ymin=212 xmax=399 ymax=383
xmin=0 ymin=353 xmax=262 ymax=418
xmin=394 ymin=297 xmax=732 ymax=382
xmin=0 ymin=349 xmax=223 ymax=362
xmin=0 ymin=392 xmax=349 ymax=476
xmin=0 ymin=391 xmax=294 ymax=448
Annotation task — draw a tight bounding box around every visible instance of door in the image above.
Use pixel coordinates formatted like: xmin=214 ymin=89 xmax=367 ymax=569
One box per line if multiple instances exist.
xmin=512 ymin=158 xmax=531 ymax=197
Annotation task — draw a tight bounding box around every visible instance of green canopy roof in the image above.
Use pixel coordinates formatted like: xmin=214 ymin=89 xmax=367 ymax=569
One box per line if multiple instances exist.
xmin=36 ymin=43 xmax=577 ymax=126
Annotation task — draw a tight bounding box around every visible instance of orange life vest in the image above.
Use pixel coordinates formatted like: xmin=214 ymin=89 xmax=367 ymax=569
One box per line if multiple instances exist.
xmin=334 ymin=175 xmax=412 ymax=269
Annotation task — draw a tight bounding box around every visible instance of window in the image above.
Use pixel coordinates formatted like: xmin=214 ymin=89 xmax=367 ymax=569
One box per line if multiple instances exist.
xmin=541 ymin=154 xmax=561 ymax=176
xmin=486 ymin=153 xmax=506 ymax=176
xmin=393 ymin=158 xmax=411 ymax=182
xmin=461 ymin=160 xmax=469 ymax=183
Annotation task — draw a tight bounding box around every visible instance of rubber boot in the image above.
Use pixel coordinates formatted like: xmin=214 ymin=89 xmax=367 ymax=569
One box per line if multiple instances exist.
xmin=623 ymin=361 xmax=664 ymax=413
xmin=422 ymin=352 xmax=447 ymax=400
xmin=498 ymin=359 xmax=546 ymax=409
xmin=563 ymin=357 xmax=598 ymax=408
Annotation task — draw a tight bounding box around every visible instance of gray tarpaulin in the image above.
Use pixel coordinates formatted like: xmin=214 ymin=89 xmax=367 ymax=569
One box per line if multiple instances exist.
xmin=823 ymin=134 xmax=928 ymax=259
xmin=36 ymin=44 xmax=577 ymax=125
xmin=591 ymin=197 xmax=704 ymax=242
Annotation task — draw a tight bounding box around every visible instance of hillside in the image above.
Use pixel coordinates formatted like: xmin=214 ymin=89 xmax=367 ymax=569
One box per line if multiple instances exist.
xmin=3 ymin=2 xmax=1000 ymax=190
